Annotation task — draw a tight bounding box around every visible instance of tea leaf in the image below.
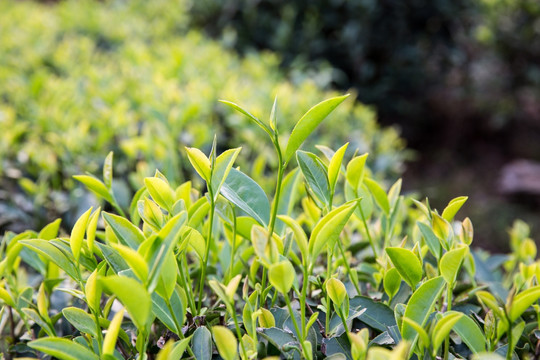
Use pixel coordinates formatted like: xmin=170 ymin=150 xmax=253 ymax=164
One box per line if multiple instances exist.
xmin=402 ymin=317 xmax=429 ymax=349
xmin=219 ymin=100 xmax=273 ymax=137
xmin=509 ymin=285 xmax=540 ymax=322
xmin=297 ymin=150 xmax=330 ymax=206
xmin=103 ymin=212 xmax=145 ymax=249
xmin=73 ymin=175 xmax=113 ymax=203
xmin=346 ymin=153 xmax=368 ymax=188
xmin=431 ymin=311 xmax=463 ymax=353
xmin=211 ymin=147 xmax=241 ymax=197
xmin=62 ymin=307 xmax=98 ymax=338
xmin=38 ymin=218 xmax=62 ymax=240
xmin=185 ymin=147 xmax=211 ymax=182
xmin=364 ymin=178 xmax=390 ymax=215
xmin=386 ymin=247 xmax=422 ymax=289
xmin=100 ymin=276 xmax=151 ymax=330
xmin=277 ymin=215 xmax=308 ymax=262
xmin=269 ymin=260 xmax=295 ymax=294
xmin=19 ymin=240 xmax=79 ymax=281
xmin=258 ymin=308 xmax=276 ymax=328
xmin=328 ymin=143 xmax=348 ymax=194
xmin=310 ymin=200 xmax=358 ymax=261
xmin=440 ymin=246 xmax=468 ymax=285
xmin=29 ymin=337 xmax=99 ymax=360
xmin=402 ymin=276 xmax=445 ymax=349
xmin=417 ymin=222 xmax=442 ymax=259
xmin=441 ymin=196 xmax=468 ymax=222
xmin=103 ymin=308 xmax=124 ymax=356
xmin=213 ymin=326 xmax=238 ymax=360
xmin=284 ymin=94 xmax=349 ymax=163
xmin=192 ymin=326 xmax=212 ymax=360
xmin=326 ymin=278 xmax=348 ymax=308
xmin=453 ymin=315 xmax=487 ymax=353
xmin=221 ymin=167 xmax=270 ymax=226
xmin=70 ymin=207 xmax=93 ymax=262
xmin=144 ymin=177 xmax=175 ymax=213
xmin=384 ymin=267 xmax=401 ymax=300
xmin=103 ymin=151 xmax=113 ymax=189
xmin=110 ymin=243 xmax=148 ymax=282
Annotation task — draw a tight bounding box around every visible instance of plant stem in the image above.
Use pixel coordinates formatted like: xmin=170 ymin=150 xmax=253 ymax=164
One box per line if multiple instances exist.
xmin=284 ymin=295 xmax=309 ymax=359
xmin=325 ymin=250 xmax=332 ymax=336
xmin=443 ymin=284 xmax=453 ymax=360
xmin=166 ymin=300 xmax=196 ymax=358
xmin=300 ymin=265 xmax=308 ymax=340
xmin=179 ymin=257 xmax=197 ymax=315
xmin=227 ymin=209 xmax=237 ymax=282
xmin=336 ymin=240 xmax=361 ymax=295
xmin=359 ymin=206 xmax=378 ymax=258
xmin=230 ymin=304 xmax=249 ymax=360
xmin=198 ymin=196 xmax=215 ymax=313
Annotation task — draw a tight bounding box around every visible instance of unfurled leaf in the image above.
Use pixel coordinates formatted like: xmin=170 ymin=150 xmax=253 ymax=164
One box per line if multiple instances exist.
xmin=277 ymin=215 xmax=308 ymax=262
xmin=346 ymin=153 xmax=368 ymax=189
xmin=70 ymin=207 xmax=93 ymax=262
xmin=73 ymin=175 xmax=113 ymax=203
xmin=440 ymin=246 xmax=468 ymax=285
xmin=29 ymin=338 xmax=99 ymax=360
xmin=364 ymin=178 xmax=389 ymax=215
xmin=297 ymin=150 xmax=330 ymax=206
xmin=309 ymin=200 xmax=358 ymax=261
xmin=328 ymin=142 xmax=348 ymax=194
xmin=221 ymin=168 xmax=270 ymax=226
xmin=509 ymin=285 xmax=540 ymax=322
xmin=192 ymin=326 xmax=212 ymax=360
xmin=441 ymin=196 xmax=468 ymax=222
xmin=386 ymin=247 xmax=422 ymax=289
xmin=19 ymin=240 xmax=79 ymax=281
xmin=62 ymin=307 xmax=97 ymax=338
xmin=417 ymin=222 xmax=442 ymax=259
xmin=100 ymin=276 xmax=151 ymax=330
xmin=431 ymin=311 xmax=463 ymax=354
xmin=219 ymin=100 xmax=273 ymax=137
xmin=145 ymin=177 xmax=175 ymax=212
xmin=384 ymin=267 xmax=401 ymax=300
xmin=269 ymin=260 xmax=295 ymax=294
xmin=402 ymin=276 xmax=445 ymax=349
xmin=103 ymin=308 xmax=124 ymax=356
xmin=39 ymin=218 xmax=62 ymax=240
xmin=326 ymin=278 xmax=348 ymax=308
xmin=103 ymin=212 xmax=145 ymax=249
xmin=211 ymin=147 xmax=241 ymax=197
xmin=185 ymin=147 xmax=211 ymax=182
xmin=110 ymin=243 xmax=148 ymax=282
xmin=213 ymin=326 xmax=238 ymax=360
xmin=258 ymin=308 xmax=276 ymax=328
xmin=453 ymin=315 xmax=487 ymax=353
xmin=284 ymin=94 xmax=349 ymax=163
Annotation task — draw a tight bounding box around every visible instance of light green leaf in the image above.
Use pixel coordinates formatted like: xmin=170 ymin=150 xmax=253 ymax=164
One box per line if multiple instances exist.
xmin=440 ymin=246 xmax=468 ymax=285
xmin=326 ymin=278 xmax=348 ymax=308
xmin=221 ymin=168 xmax=270 ymax=226
xmin=213 ymin=326 xmax=238 ymax=360
xmin=364 ymin=178 xmax=390 ymax=215
xmin=62 ymin=307 xmax=98 ymax=338
xmin=432 ymin=311 xmax=463 ymax=353
xmin=284 ymin=95 xmax=350 ymax=163
xmin=110 ymin=243 xmax=149 ymax=282
xmin=103 ymin=308 xmax=124 ymax=356
xmin=192 ymin=326 xmax=212 ymax=360
xmin=275 ymin=168 xmax=301 ymax=234
xmin=269 ymin=260 xmax=295 ymax=294
xmin=402 ymin=276 xmax=445 ymax=350
xmin=73 ymin=175 xmax=113 ymax=203
xmin=346 ymin=153 xmax=368 ymax=188
xmin=297 ymin=150 xmax=330 ymax=206
xmin=453 ymin=315 xmax=487 ymax=353
xmin=211 ymin=147 xmax=241 ymax=197
xmin=19 ymin=240 xmax=79 ymax=280
xmin=509 ymin=285 xmax=540 ymax=322
xmin=417 ymin=222 xmax=442 ymax=259
xmin=29 ymin=337 xmax=99 ymax=360
xmin=184 ymin=226 xmax=206 ymax=260
xmin=103 ymin=212 xmax=145 ymax=249
xmin=219 ymin=100 xmax=273 ymax=137
xmin=100 ymin=276 xmax=151 ymax=330
xmin=185 ymin=147 xmax=211 ymax=182
xmin=38 ymin=218 xmax=62 ymax=240
xmin=441 ymin=196 xmax=468 ymax=222
xmin=386 ymin=247 xmax=422 ymax=289
xmin=328 ymin=143 xmax=348 ymax=194
xmin=144 ymin=177 xmax=175 ymax=212
xmin=383 ymin=267 xmax=401 ymax=299
xmin=402 ymin=317 xmax=429 ymax=349
xmin=103 ymin=151 xmax=113 ymax=189
xmin=309 ymin=200 xmax=358 ymax=261
xmin=70 ymin=207 xmax=93 ymax=262
xmin=277 ymin=215 xmax=308 ymax=262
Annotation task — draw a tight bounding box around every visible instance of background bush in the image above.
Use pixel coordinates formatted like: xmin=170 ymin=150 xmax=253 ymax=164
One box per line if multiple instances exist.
xmin=0 ymin=0 xmax=406 ymax=233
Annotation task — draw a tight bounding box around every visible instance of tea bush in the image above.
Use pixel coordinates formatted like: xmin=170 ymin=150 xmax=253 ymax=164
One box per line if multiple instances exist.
xmin=0 ymin=0 xmax=405 ymax=232
xmin=1 ymin=96 xmax=538 ymax=359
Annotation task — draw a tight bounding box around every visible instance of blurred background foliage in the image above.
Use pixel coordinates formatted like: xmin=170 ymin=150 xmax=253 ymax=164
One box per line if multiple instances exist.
xmin=1 ymin=0 xmax=539 ymax=249
xmin=0 ymin=0 xmax=405 ymax=233
xmin=190 ymin=0 xmax=540 ymax=250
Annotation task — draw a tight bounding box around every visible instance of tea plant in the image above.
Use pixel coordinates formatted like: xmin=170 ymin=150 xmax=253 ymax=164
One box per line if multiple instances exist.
xmin=1 ymin=96 xmax=539 ymax=360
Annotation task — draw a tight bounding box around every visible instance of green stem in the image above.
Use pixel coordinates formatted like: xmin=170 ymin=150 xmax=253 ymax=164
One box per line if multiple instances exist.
xmin=359 ymin=207 xmax=378 ymax=258
xmin=92 ymin=310 xmax=104 ymax=353
xmin=230 ymin=304 xmax=249 ymax=360
xmin=284 ymin=295 xmax=309 ymax=359
xmin=227 ymin=209 xmax=237 ymax=282
xmin=505 ymin=314 xmax=513 ymax=360
xmin=336 ymin=241 xmax=361 ymax=295
xmin=300 ymin=264 xmax=308 ymax=340
xmin=179 ymin=257 xmax=197 ymax=315
xmin=167 ymin=300 xmax=196 ymax=358
xmin=198 ymin=196 xmax=215 ymax=313
xmin=325 ymin=250 xmax=332 ymax=336
xmin=443 ymin=284 xmax=453 ymax=360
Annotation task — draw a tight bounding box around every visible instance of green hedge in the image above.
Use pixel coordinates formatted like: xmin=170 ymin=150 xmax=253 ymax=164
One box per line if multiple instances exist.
xmin=0 ymin=0 xmax=406 ymax=230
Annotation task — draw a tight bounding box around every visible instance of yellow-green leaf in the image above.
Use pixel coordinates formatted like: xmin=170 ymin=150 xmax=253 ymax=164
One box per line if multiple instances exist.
xmin=70 ymin=207 xmax=93 ymax=262
xmin=440 ymin=246 xmax=468 ymax=285
xmin=103 ymin=308 xmax=124 ymax=356
xmin=269 ymin=260 xmax=295 ymax=294
xmin=212 ymin=326 xmax=238 ymax=360
xmin=185 ymin=147 xmax=211 ymax=182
